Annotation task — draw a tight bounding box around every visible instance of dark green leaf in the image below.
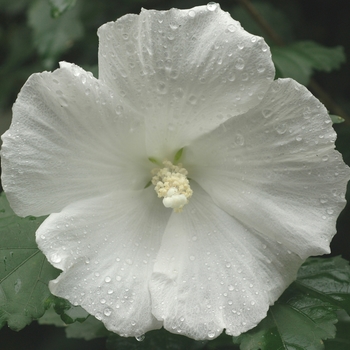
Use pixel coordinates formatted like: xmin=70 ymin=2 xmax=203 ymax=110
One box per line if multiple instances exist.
xmin=50 ymin=296 xmax=89 ymax=324
xmin=272 ymin=41 xmax=345 ymax=85
xmin=233 ymin=257 xmax=350 ymax=350
xmin=49 ymin=0 xmax=76 ymax=18
xmin=330 ymin=115 xmax=345 ymax=124
xmin=295 ymin=257 xmax=350 ymax=314
xmin=28 ymin=0 xmax=83 ymax=69
xmin=324 ymin=313 xmax=350 ymax=350
xmin=0 ymin=193 xmax=59 ymax=330
xmin=65 ymin=315 xmax=110 ymax=340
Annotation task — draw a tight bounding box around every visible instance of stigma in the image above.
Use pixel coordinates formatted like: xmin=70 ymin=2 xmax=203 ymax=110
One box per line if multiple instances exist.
xmin=151 ymin=160 xmax=193 ymax=212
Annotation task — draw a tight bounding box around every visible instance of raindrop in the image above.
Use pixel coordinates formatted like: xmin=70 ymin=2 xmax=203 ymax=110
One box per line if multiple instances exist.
xmin=275 ymin=123 xmax=287 ymax=134
xmin=296 ymin=136 xmax=302 ymax=142
xmin=208 ymin=331 xmax=216 ymax=338
xmin=95 ymin=312 xmax=102 ymax=320
xmin=115 ymin=105 xmax=124 ymax=115
xmin=188 ymin=10 xmax=196 ymax=18
xmin=50 ymin=253 xmax=62 ymax=264
xmin=100 ymin=298 xmax=106 ymax=304
xmin=262 ymin=109 xmax=273 ymax=118
xmin=235 ymin=58 xmax=245 ymax=70
xmin=228 ymin=285 xmax=234 ymax=291
xmin=136 ymin=334 xmax=145 ymax=342
xmin=116 ymin=275 xmax=122 ymax=281
xmin=257 ymin=64 xmax=266 ymax=73
xmin=228 ymin=73 xmax=236 ymax=82
xmin=157 ymin=81 xmax=167 ymax=94
xmin=105 ymin=276 xmax=112 ymax=283
xmin=206 ymin=2 xmax=218 ymax=11
xmin=169 ymin=22 xmax=179 ymax=30
xmin=234 ymin=133 xmax=244 ymax=146
xmin=227 ymin=24 xmax=236 ymax=33
xmin=104 ymin=308 xmax=112 ymax=316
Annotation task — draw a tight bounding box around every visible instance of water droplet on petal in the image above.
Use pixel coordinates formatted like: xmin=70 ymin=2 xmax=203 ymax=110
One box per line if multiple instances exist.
xmin=235 ymin=58 xmax=245 ymax=70
xmin=50 ymin=253 xmax=62 ymax=264
xmin=227 ymin=24 xmax=236 ymax=32
xmin=104 ymin=308 xmax=112 ymax=316
xmin=105 ymin=276 xmax=111 ymax=283
xmin=206 ymin=2 xmax=218 ymax=11
xmin=188 ymin=10 xmax=196 ymax=18
xmin=136 ymin=334 xmax=145 ymax=342
xmin=208 ymin=331 xmax=216 ymax=338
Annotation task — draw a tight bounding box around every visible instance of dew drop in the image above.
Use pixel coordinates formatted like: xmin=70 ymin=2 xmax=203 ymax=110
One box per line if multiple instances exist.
xmin=115 ymin=105 xmax=124 ymax=115
xmin=157 ymin=81 xmax=167 ymax=94
xmin=228 ymin=285 xmax=234 ymax=291
xmin=169 ymin=22 xmax=179 ymax=30
xmin=262 ymin=109 xmax=273 ymax=118
xmin=100 ymin=298 xmax=106 ymax=304
xmin=208 ymin=330 xmax=216 ymax=338
xmin=188 ymin=10 xmax=196 ymax=18
xmin=275 ymin=123 xmax=287 ymax=134
xmin=136 ymin=334 xmax=145 ymax=342
xmin=50 ymin=253 xmax=62 ymax=264
xmin=104 ymin=308 xmax=112 ymax=316
xmin=235 ymin=58 xmax=245 ymax=70
xmin=227 ymin=24 xmax=236 ymax=33
xmin=95 ymin=312 xmax=102 ymax=320
xmin=116 ymin=275 xmax=122 ymax=281
xmin=207 ymin=2 xmax=218 ymax=11
xmin=105 ymin=276 xmax=111 ymax=283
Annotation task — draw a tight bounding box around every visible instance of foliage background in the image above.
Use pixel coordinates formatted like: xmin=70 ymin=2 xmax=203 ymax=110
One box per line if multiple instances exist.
xmin=0 ymin=0 xmax=349 ymax=349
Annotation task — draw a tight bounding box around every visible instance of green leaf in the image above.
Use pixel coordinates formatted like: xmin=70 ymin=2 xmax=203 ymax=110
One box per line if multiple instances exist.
xmin=49 ymin=0 xmax=76 ymax=18
xmin=28 ymin=0 xmax=83 ymax=69
xmin=324 ymin=312 xmax=350 ymax=350
xmin=50 ymin=296 xmax=89 ymax=324
xmin=65 ymin=315 xmax=110 ymax=340
xmin=295 ymin=257 xmax=350 ymax=314
xmin=233 ymin=257 xmax=350 ymax=350
xmin=0 ymin=193 xmax=59 ymax=330
xmin=330 ymin=115 xmax=345 ymax=124
xmin=272 ymin=41 xmax=346 ymax=85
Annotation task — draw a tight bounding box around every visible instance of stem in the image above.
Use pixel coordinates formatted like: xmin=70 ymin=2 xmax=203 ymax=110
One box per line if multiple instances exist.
xmin=237 ymin=0 xmax=349 ymax=122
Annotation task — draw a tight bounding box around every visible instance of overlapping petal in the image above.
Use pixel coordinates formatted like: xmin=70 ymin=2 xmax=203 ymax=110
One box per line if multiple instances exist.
xmin=1 ymin=62 xmax=151 ymax=217
xmin=98 ymin=5 xmax=275 ymax=159
xmin=37 ymin=188 xmax=171 ymax=336
xmin=150 ymin=183 xmax=303 ymax=339
xmin=184 ymin=78 xmax=349 ymax=259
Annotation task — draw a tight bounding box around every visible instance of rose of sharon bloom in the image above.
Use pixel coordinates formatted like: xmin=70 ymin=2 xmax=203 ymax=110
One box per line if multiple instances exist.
xmin=1 ymin=3 xmax=349 ymax=340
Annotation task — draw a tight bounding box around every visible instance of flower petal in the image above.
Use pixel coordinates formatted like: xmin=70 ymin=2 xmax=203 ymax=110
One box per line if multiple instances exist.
xmin=150 ymin=183 xmax=303 ymax=339
xmin=37 ymin=188 xmax=170 ymax=337
xmin=98 ymin=5 xmax=275 ymax=158
xmin=1 ymin=62 xmax=150 ymax=217
xmin=184 ymin=78 xmax=349 ymax=259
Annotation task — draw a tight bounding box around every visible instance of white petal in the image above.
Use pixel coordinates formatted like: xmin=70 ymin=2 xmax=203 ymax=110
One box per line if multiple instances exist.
xmin=150 ymin=183 xmax=303 ymax=340
xmin=184 ymin=79 xmax=350 ymax=259
xmin=37 ymin=188 xmax=171 ymax=337
xmin=1 ymin=62 xmax=150 ymax=217
xmin=98 ymin=5 xmax=275 ymax=159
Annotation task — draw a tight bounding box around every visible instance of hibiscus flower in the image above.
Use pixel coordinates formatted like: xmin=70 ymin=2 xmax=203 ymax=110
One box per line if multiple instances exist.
xmin=1 ymin=3 xmax=349 ymax=340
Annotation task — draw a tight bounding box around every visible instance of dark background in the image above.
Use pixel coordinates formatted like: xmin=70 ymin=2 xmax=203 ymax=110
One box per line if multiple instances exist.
xmin=0 ymin=0 xmax=349 ymax=349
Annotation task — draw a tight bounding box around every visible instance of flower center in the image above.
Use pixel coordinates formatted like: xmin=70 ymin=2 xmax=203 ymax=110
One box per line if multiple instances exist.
xmin=151 ymin=160 xmax=193 ymax=212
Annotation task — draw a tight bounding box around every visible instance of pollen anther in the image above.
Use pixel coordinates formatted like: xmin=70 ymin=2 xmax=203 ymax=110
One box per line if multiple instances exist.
xmin=151 ymin=160 xmax=193 ymax=212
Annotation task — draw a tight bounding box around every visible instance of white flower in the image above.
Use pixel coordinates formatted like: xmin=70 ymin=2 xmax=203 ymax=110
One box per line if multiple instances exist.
xmin=1 ymin=3 xmax=349 ymax=341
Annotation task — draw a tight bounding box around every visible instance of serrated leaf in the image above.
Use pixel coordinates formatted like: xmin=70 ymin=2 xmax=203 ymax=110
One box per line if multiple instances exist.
xmin=28 ymin=0 xmax=83 ymax=68
xmin=49 ymin=0 xmax=76 ymax=18
xmin=324 ymin=317 xmax=350 ymax=350
xmin=65 ymin=315 xmax=110 ymax=340
xmin=0 ymin=193 xmax=59 ymax=330
xmin=51 ymin=296 xmax=89 ymax=324
xmin=295 ymin=257 xmax=350 ymax=314
xmin=233 ymin=257 xmax=350 ymax=350
xmin=272 ymin=41 xmax=345 ymax=85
